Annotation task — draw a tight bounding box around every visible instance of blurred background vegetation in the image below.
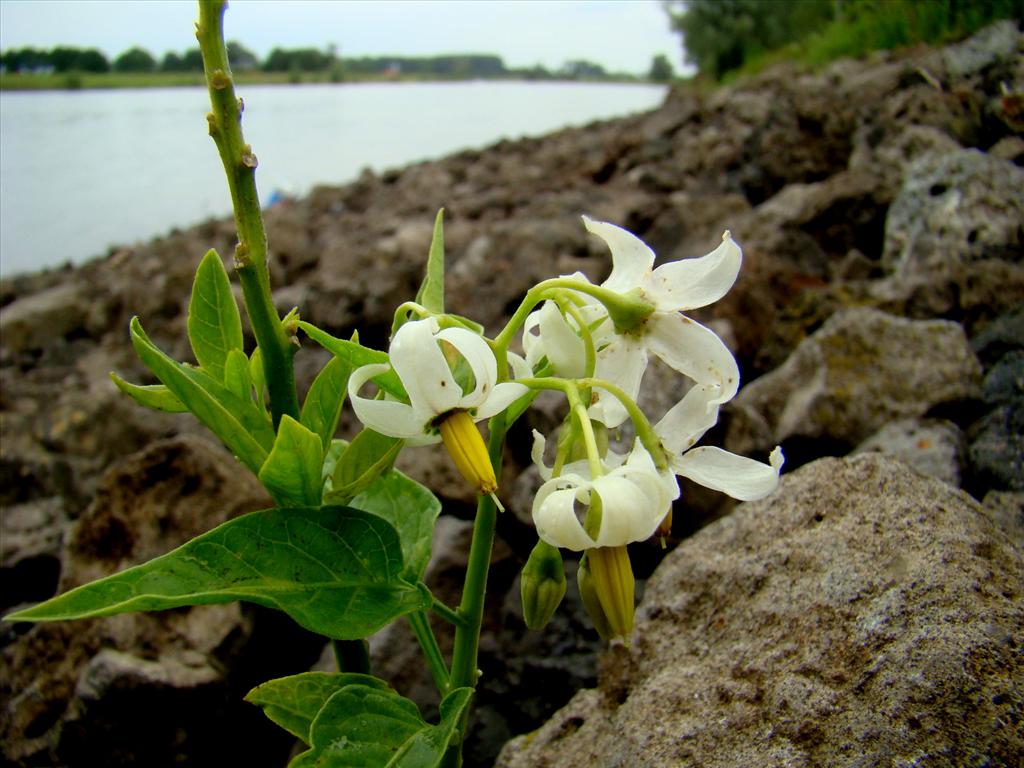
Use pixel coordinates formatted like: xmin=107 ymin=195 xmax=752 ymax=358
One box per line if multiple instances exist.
xmin=665 ymin=0 xmax=1024 ymax=81
xmin=3 ymin=0 xmax=1022 ymax=90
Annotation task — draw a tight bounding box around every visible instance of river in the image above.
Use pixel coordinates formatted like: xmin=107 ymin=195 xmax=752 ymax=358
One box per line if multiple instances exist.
xmin=0 ymin=81 xmax=666 ymax=276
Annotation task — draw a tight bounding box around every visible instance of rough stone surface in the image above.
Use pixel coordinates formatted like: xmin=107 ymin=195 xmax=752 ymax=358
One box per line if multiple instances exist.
xmin=0 ymin=283 xmax=92 ymax=354
xmin=853 ymin=417 xmax=965 ymax=487
xmin=0 ymin=437 xmax=322 ymax=767
xmin=1 ymin=22 xmax=1022 ymax=767
xmin=727 ymin=307 xmax=983 ymax=458
xmin=496 ymin=454 xmax=1023 ymax=768
xmin=881 ymin=149 xmax=1024 ymax=278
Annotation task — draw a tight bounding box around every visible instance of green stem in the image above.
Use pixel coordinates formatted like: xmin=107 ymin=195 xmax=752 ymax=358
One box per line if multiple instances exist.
xmin=332 ymin=639 xmax=370 ymax=674
xmin=408 ymin=611 xmax=450 ymax=695
xmin=196 ymin=0 xmax=299 ymax=428
xmin=432 ymin=596 xmax=467 ymax=627
xmin=578 ymin=377 xmax=668 ymax=468
xmin=442 ymin=412 xmax=508 ymax=767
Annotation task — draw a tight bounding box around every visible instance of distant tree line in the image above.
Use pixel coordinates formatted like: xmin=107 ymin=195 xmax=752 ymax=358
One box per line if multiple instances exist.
xmin=2 ymin=42 xmax=648 ymax=81
xmin=664 ymin=0 xmax=1024 ymax=80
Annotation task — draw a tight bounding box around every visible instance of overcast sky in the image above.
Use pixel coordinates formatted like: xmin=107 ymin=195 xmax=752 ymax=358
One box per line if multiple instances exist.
xmin=0 ymin=0 xmax=686 ymax=75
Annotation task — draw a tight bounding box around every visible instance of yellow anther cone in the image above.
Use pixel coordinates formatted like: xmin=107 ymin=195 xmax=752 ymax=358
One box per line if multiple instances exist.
xmin=438 ymin=410 xmax=497 ymax=496
xmin=587 ymin=545 xmax=635 ymax=641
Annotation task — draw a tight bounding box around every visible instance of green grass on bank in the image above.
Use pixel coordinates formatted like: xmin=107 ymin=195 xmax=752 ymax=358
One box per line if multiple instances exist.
xmin=721 ymin=0 xmax=1022 ymax=83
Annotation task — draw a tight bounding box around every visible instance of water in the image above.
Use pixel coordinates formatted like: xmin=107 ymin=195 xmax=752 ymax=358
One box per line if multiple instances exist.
xmin=0 ymin=81 xmax=666 ymax=277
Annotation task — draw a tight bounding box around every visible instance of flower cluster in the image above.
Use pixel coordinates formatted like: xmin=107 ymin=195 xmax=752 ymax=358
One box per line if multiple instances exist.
xmin=349 ymin=217 xmax=783 ymax=641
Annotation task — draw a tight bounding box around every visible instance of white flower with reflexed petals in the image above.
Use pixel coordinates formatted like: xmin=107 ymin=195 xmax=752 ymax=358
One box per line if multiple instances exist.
xmin=584 ymin=216 xmax=743 ymax=427
xmin=523 ymin=217 xmax=744 ymax=427
xmin=529 ymin=431 xmax=679 ymax=551
xmin=348 ymin=317 xmax=528 ymax=443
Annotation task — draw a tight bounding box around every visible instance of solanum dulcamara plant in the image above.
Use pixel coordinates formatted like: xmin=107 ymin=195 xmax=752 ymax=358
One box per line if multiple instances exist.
xmin=4 ymin=2 xmax=783 ymax=765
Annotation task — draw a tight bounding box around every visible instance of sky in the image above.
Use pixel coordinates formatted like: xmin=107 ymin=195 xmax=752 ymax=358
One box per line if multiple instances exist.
xmin=0 ymin=0 xmax=687 ymax=76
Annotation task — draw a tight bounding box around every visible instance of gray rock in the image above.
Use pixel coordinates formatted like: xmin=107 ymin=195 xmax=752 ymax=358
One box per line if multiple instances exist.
xmin=982 ymin=490 xmax=1024 ymax=548
xmin=0 ymin=437 xmax=305 ymax=767
xmin=941 ymin=20 xmax=1023 ymax=80
xmin=853 ymin=417 xmax=964 ymax=486
xmin=982 ymin=348 xmax=1024 ymax=405
xmin=496 ymin=454 xmax=1023 ymax=768
xmin=727 ymin=307 xmax=983 ymax=454
xmin=971 ymin=306 xmax=1024 ymax=366
xmin=881 ymin=149 xmax=1024 ymax=278
xmin=968 ymin=402 xmax=1024 ymax=491
xmin=0 ymin=283 xmax=90 ymax=353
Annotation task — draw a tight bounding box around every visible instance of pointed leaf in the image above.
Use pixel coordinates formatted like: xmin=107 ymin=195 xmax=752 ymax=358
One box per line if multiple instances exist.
xmin=130 ymin=316 xmax=274 ymax=474
xmin=224 ymin=349 xmax=254 ymax=402
xmin=350 ymin=470 xmax=440 ymax=581
xmin=385 ymin=688 xmax=473 ymax=768
xmin=188 ymin=249 xmax=244 ymax=381
xmin=301 ymin=356 xmax=353 ymax=451
xmin=299 ymin=322 xmax=406 ymax=400
xmin=414 ymin=208 xmax=446 ymax=314
xmin=6 ymin=506 xmax=429 ymax=640
xmin=245 ymin=672 xmax=390 ymax=745
xmin=295 ymin=684 xmax=473 ymax=768
xmin=259 ymin=415 xmax=324 ymax=507
xmin=110 ymin=373 xmax=188 ymax=413
xmin=324 ymin=429 xmax=403 ymax=505
xmin=250 ymin=346 xmax=269 ymax=415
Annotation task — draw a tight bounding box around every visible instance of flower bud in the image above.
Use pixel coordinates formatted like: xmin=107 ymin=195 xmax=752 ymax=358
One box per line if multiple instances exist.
xmin=520 ymin=540 xmax=566 ymax=630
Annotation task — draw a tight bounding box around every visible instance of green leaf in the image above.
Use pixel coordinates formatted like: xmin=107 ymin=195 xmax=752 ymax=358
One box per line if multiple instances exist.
xmin=386 ymin=687 xmax=473 ymax=768
xmin=250 ymin=346 xmax=269 ymax=416
xmin=109 ymin=373 xmax=188 ymax=413
xmin=350 ymin=470 xmax=440 ymax=581
xmin=130 ymin=316 xmax=274 ymax=475
xmin=259 ymin=415 xmax=324 ymax=507
xmin=245 ymin=672 xmax=390 ymax=745
xmin=295 ymin=684 xmax=473 ymax=768
xmin=187 ymin=249 xmax=244 ymax=381
xmin=299 ymin=322 xmax=406 ymax=400
xmin=6 ymin=506 xmax=429 ymax=640
xmin=324 ymin=429 xmax=403 ymax=506
xmin=224 ymin=349 xmax=254 ymax=402
xmin=415 ymin=208 xmax=446 ymax=314
xmin=301 ymin=356 xmax=353 ymax=451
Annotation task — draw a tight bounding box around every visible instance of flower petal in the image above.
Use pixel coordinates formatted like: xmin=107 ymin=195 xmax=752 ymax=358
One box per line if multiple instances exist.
xmin=583 ymin=216 xmax=654 ymax=295
xmin=390 ymin=318 xmax=461 ymax=416
xmin=436 ymin=325 xmax=497 ymax=407
xmin=590 ymin=336 xmax=648 ymax=427
xmin=537 ymin=301 xmax=588 ymax=378
xmin=645 ymin=231 xmax=742 ymax=311
xmin=591 ymin=470 xmax=666 ymax=546
xmin=348 ymin=363 xmax=431 ymax=439
xmin=654 ymin=384 xmax=722 ymax=455
xmin=672 ymin=446 xmax=784 ymax=501
xmin=475 ymin=381 xmax=530 ymax=420
xmin=645 ymin=313 xmax=740 ymax=404
xmin=533 ymin=481 xmax=597 ymax=551
xmin=531 ymin=429 xmax=553 ymax=481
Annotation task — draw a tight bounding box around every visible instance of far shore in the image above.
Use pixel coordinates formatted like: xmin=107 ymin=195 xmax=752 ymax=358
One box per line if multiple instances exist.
xmin=0 ymin=70 xmax=652 ymax=92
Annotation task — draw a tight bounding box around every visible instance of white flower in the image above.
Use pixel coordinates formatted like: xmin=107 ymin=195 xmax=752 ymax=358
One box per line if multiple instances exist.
xmin=523 ymin=217 xmax=744 ymax=428
xmin=348 ymin=317 xmax=527 ymax=443
xmin=654 ymin=383 xmax=784 ymax=501
xmin=530 ymin=430 xmax=680 ymax=551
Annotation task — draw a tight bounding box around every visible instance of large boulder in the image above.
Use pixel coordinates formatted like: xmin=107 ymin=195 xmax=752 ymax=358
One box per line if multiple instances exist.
xmin=727 ymin=307 xmax=983 ymax=459
xmin=496 ymin=454 xmax=1023 ymax=767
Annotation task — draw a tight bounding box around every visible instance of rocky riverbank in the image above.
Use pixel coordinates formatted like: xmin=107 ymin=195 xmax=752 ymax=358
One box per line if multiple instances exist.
xmin=2 ymin=21 xmax=1022 ymax=767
